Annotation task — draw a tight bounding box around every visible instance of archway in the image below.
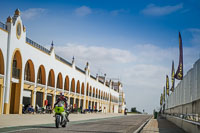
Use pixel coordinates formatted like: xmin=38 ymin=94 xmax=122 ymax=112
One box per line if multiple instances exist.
xmin=96 ymin=89 xmax=98 ymax=98
xmin=37 ymin=65 xmax=46 ymax=85
xmin=0 ymin=49 xmax=4 ymax=114
xmin=99 ymin=90 xmax=100 ymax=99
xmin=86 ymin=83 xmax=89 ymax=96
xmin=47 ymin=69 xmax=55 ymax=87
xmin=9 ymin=50 xmax=22 ymax=114
xmin=81 ymin=82 xmax=84 ymax=95
xmin=23 ymin=59 xmax=35 ymax=108
xmin=89 ymin=86 xmax=92 ymax=96
xmin=64 ymin=76 xmax=69 ymax=91
xmin=93 ymin=87 xmax=95 ymax=97
xmin=71 ymin=78 xmax=75 ymax=92
xmin=56 ymin=73 xmax=63 ymax=89
xmin=24 ymin=59 xmax=35 ymax=82
xmin=106 ymin=93 xmax=108 ymax=101
xmin=76 ymin=80 xmax=80 ymax=93
xmin=0 ymin=49 xmax=4 ymax=75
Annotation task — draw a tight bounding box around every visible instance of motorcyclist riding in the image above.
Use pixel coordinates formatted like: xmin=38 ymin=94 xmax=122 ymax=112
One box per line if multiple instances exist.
xmin=54 ymin=92 xmax=69 ymax=122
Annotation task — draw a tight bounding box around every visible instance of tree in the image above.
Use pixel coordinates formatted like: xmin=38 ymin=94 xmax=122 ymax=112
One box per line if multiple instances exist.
xmin=131 ymin=107 xmax=137 ymax=113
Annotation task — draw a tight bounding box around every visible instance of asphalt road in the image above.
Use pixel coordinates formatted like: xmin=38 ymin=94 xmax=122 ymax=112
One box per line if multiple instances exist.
xmin=10 ymin=115 xmax=151 ymax=133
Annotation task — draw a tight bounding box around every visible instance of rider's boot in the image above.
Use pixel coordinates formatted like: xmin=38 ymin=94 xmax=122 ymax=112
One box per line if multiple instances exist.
xmin=66 ymin=117 xmax=69 ymax=122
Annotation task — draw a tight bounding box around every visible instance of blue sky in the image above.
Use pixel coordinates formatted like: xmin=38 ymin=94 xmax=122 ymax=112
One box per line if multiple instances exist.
xmin=0 ymin=0 xmax=200 ymax=113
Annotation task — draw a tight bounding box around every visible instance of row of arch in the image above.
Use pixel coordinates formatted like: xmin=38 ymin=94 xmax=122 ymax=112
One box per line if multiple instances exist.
xmin=0 ymin=49 xmax=113 ymax=100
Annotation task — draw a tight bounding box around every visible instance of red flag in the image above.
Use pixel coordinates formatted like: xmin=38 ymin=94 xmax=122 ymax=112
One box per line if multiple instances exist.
xmin=175 ymin=32 xmax=183 ymax=80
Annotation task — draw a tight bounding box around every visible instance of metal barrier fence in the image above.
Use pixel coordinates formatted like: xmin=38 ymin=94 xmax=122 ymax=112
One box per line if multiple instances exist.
xmin=75 ymin=66 xmax=85 ymax=74
xmin=0 ymin=21 xmax=7 ymax=30
xmin=55 ymin=54 xmax=72 ymax=66
xmin=26 ymin=37 xmax=50 ymax=54
xmin=166 ymin=59 xmax=200 ymax=109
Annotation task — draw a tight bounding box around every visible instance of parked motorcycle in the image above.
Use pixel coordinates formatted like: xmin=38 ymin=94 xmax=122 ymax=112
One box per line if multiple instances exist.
xmin=54 ymin=106 xmax=70 ymax=128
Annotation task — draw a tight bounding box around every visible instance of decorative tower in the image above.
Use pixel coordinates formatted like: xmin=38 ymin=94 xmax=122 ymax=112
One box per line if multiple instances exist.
xmin=85 ymin=62 xmax=90 ymax=76
xmin=72 ymin=56 xmax=75 ymax=69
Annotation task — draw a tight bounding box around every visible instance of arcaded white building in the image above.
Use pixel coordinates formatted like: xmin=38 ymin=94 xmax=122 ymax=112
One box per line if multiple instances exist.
xmin=0 ymin=9 xmax=124 ymax=114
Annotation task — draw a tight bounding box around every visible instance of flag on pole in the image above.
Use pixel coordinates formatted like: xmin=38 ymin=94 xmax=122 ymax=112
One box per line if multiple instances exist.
xmin=166 ymin=75 xmax=169 ymax=96
xmin=163 ymin=87 xmax=165 ymax=102
xmin=171 ymin=60 xmax=175 ymax=92
xmin=175 ymin=32 xmax=183 ymax=80
xmin=160 ymin=94 xmax=163 ymax=105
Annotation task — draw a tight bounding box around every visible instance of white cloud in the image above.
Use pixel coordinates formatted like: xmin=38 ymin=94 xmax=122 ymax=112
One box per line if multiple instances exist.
xmin=74 ymin=6 xmax=92 ymax=16
xmin=21 ymin=8 xmax=46 ymax=20
xmin=142 ymin=3 xmax=183 ymax=16
xmin=53 ymin=42 xmax=198 ymax=113
xmin=110 ymin=9 xmax=129 ymax=16
xmin=55 ymin=43 xmax=135 ymax=64
xmin=187 ymin=28 xmax=200 ymax=45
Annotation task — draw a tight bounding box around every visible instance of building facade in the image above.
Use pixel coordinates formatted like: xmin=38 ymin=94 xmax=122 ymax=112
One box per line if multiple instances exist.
xmin=112 ymin=81 xmax=126 ymax=113
xmin=0 ymin=9 xmax=123 ymax=114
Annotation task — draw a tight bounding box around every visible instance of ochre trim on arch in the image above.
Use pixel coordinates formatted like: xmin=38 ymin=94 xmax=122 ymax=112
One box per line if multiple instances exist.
xmin=0 ymin=49 xmax=4 ymax=75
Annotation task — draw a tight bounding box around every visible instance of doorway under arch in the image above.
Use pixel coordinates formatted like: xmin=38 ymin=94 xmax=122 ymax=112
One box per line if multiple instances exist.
xmin=9 ymin=50 xmax=22 ymax=114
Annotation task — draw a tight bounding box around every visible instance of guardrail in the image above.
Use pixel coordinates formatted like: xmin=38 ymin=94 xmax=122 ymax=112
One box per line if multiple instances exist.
xmin=90 ymin=75 xmax=96 ymax=80
xmin=75 ymin=66 xmax=85 ymax=74
xmin=55 ymin=54 xmax=72 ymax=66
xmin=0 ymin=21 xmax=7 ymax=30
xmin=98 ymin=80 xmax=104 ymax=84
xmin=26 ymin=37 xmax=50 ymax=54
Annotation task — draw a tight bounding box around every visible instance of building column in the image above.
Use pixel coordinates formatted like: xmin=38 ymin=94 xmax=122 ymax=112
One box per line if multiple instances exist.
xmin=67 ymin=96 xmax=70 ymax=106
xmin=18 ymin=67 xmax=25 ymax=114
xmin=78 ymin=98 xmax=81 ymax=108
xmin=31 ymin=90 xmax=34 ymax=106
xmin=43 ymin=87 xmax=47 ymax=108
xmin=73 ymin=97 xmax=76 ymax=108
xmin=0 ymin=83 xmax=4 ymax=114
xmin=33 ymin=88 xmax=37 ymax=107
xmin=3 ymin=23 xmax=12 ymax=114
xmin=83 ymin=85 xmax=86 ymax=110
xmin=53 ymin=88 xmax=56 ymax=105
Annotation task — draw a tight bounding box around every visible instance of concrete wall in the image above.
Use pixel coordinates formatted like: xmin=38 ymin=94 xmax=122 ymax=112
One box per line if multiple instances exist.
xmin=165 ymin=59 xmax=200 ymax=115
xmin=166 ymin=115 xmax=200 ymax=133
xmin=165 ymin=99 xmax=200 ymax=115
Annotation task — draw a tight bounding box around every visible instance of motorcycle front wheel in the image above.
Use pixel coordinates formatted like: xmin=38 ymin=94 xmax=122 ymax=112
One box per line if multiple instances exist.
xmin=55 ymin=115 xmax=60 ymax=128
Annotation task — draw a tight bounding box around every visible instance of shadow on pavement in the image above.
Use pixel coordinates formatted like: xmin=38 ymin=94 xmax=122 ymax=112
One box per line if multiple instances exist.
xmin=157 ymin=115 xmax=187 ymax=133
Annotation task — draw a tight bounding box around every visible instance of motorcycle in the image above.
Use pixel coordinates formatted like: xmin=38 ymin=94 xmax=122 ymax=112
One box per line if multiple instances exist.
xmin=54 ymin=106 xmax=70 ymax=128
